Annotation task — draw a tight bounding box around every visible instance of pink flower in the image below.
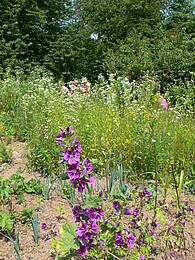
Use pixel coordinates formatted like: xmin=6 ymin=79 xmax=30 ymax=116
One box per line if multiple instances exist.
xmin=158 ymin=96 xmax=168 ymax=110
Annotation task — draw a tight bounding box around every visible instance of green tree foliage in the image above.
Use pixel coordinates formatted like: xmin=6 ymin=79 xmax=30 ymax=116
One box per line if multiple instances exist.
xmin=104 ymin=26 xmax=195 ymax=89
xmin=0 ymin=0 xmax=75 ymax=78
xmin=165 ymin=0 xmax=195 ymax=34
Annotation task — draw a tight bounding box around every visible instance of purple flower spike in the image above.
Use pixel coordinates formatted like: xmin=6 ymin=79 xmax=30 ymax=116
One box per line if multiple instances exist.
xmin=189 ymin=206 xmax=195 ymax=211
xmin=139 ymin=256 xmax=144 ymax=260
xmin=125 ymin=233 xmax=136 ymax=248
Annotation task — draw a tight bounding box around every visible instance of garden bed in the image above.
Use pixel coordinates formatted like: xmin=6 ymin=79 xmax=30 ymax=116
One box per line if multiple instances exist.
xmin=0 ymin=141 xmax=194 ymax=259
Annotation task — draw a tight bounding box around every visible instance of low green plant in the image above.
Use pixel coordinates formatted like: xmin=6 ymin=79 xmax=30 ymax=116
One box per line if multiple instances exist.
xmin=0 ymin=137 xmax=12 ymax=163
xmin=54 ymin=125 xmax=194 ymax=259
xmin=31 ymin=213 xmax=39 ymax=246
xmin=20 ymin=205 xmax=34 ymax=227
xmin=33 ymin=170 xmax=56 ymax=201
xmin=0 ymin=177 xmax=12 ymax=204
xmin=0 ymin=211 xmax=14 ymax=234
xmin=0 ymin=226 xmax=20 ymax=260
xmin=57 ymin=205 xmax=66 ymax=220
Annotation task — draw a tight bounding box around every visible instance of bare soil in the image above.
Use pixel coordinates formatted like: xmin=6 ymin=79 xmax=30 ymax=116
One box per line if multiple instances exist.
xmin=0 ymin=141 xmax=194 ymax=260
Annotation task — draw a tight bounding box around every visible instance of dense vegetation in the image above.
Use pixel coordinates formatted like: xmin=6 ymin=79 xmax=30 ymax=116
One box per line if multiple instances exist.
xmin=0 ymin=0 xmax=194 ymax=86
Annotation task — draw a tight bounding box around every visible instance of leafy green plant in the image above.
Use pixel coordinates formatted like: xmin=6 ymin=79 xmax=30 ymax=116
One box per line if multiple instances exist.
xmin=55 ymin=222 xmax=79 ymax=258
xmin=57 ymin=205 xmax=66 ymax=220
xmin=0 ymin=211 xmax=14 ymax=234
xmin=20 ymin=206 xmax=34 ymax=227
xmin=0 ymin=137 xmax=12 ymax=163
xmin=0 ymin=177 xmax=12 ymax=204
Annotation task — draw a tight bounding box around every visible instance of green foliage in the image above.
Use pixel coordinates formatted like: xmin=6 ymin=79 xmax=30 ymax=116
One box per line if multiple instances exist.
xmin=0 ymin=138 xmax=12 ymax=163
xmin=32 ymin=170 xmax=56 ymax=201
xmin=104 ymin=28 xmax=195 ymax=90
xmin=56 ymin=222 xmax=79 ymax=257
xmin=31 ymin=213 xmax=39 ymax=246
xmin=0 ymin=227 xmax=20 ymax=260
xmin=0 ymin=211 xmax=14 ymax=234
xmin=20 ymin=205 xmax=34 ymax=226
xmin=0 ymin=178 xmax=12 ymax=204
xmin=81 ymin=193 xmax=104 ymax=210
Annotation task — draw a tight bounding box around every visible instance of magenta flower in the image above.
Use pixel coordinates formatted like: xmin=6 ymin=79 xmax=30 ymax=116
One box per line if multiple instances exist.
xmin=139 ymin=256 xmax=144 ymax=260
xmin=67 ymin=165 xmax=80 ymax=180
xmin=158 ymin=96 xmax=168 ymax=110
xmin=125 ymin=233 xmax=136 ymax=248
xmin=124 ymin=207 xmax=132 ymax=215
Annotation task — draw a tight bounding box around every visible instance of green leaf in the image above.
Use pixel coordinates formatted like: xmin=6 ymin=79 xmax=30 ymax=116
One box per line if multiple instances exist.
xmin=81 ymin=194 xmax=103 ymax=209
xmin=57 ymin=223 xmax=79 ymax=256
xmin=157 ymin=210 xmax=166 ymax=225
xmin=0 ymin=211 xmax=14 ymax=234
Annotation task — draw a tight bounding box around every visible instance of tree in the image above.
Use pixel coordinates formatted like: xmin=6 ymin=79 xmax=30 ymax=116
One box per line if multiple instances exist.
xmin=0 ymin=0 xmax=74 ymax=77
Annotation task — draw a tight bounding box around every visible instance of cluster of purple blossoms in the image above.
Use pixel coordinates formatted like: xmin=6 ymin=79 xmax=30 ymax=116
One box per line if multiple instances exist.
xmin=41 ymin=222 xmax=57 ymax=242
xmin=73 ymin=204 xmax=105 ymax=257
xmin=56 ymin=126 xmax=95 ymax=193
xmin=115 ymin=229 xmax=136 ymax=249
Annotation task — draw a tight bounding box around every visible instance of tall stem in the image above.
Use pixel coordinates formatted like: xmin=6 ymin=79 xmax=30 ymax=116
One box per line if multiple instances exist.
xmin=171 ymin=163 xmax=180 ymax=211
xmin=153 ymin=140 xmax=158 ymax=219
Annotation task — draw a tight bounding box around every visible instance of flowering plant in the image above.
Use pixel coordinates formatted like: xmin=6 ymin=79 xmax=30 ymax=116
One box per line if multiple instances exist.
xmin=55 ymin=126 xmax=194 ymax=260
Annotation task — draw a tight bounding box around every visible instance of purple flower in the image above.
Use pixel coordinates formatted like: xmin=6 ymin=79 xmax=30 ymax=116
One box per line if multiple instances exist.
xmin=63 ymin=149 xmax=80 ymax=165
xmin=133 ymin=207 xmax=139 ymax=216
xmin=124 ymin=207 xmax=132 ymax=215
xmin=73 ymin=205 xmax=81 ymax=222
xmin=89 ymin=221 xmax=100 ymax=235
xmin=115 ymin=231 xmax=124 ymax=247
xmin=86 ymin=207 xmax=105 ymax=221
xmin=83 ymin=158 xmax=94 ymax=172
xmin=125 ymin=233 xmax=136 ymax=248
xmin=77 ymin=222 xmax=89 ymax=243
xmin=139 ymin=256 xmax=144 ymax=260
xmin=78 ymin=245 xmax=86 ymax=257
xmin=99 ymin=191 xmax=103 ymax=197
xmin=151 ymin=220 xmax=157 ymax=228
xmin=89 ymin=175 xmax=95 ymax=185
xmin=41 ymin=223 xmax=47 ymax=230
xmin=67 ymin=165 xmax=80 ymax=180
xmin=189 ymin=206 xmax=195 ymax=211
xmin=131 ymin=219 xmax=137 ymax=228
xmin=170 ymin=251 xmax=177 ymax=258
xmin=44 ymin=234 xmax=50 ymax=242
xmin=112 ymin=201 xmax=120 ymax=211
